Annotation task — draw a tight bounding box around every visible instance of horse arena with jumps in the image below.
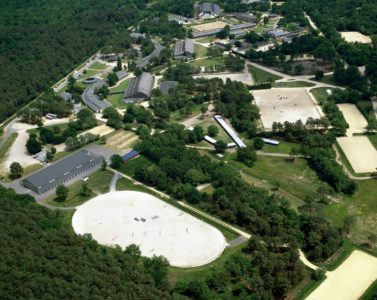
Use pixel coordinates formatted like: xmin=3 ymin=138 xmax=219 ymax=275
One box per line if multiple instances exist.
xmin=72 ymin=191 xmax=227 ymax=267
xmin=307 ymin=250 xmax=377 ymax=300
xmin=253 ymin=88 xmax=322 ymax=130
xmin=191 ymin=21 xmax=228 ymax=32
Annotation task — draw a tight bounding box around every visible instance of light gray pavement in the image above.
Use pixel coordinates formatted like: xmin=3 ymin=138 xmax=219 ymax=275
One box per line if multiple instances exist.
xmin=227 ymin=236 xmax=247 ymax=247
xmin=109 ymin=173 xmax=120 ymax=192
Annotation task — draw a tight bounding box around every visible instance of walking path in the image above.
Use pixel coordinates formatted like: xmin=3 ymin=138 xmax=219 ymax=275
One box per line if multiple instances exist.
xmin=109 ymin=173 xmax=120 ymax=192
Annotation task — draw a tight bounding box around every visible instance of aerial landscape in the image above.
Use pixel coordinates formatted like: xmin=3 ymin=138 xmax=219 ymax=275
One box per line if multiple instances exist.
xmin=1 ymin=0 xmax=377 ymax=299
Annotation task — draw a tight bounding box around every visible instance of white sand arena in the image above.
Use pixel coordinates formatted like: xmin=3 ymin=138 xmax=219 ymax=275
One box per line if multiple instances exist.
xmin=253 ymin=88 xmax=322 ymax=130
xmin=337 ymin=103 xmax=368 ymax=135
xmin=307 ymin=250 xmax=377 ymax=300
xmin=81 ymin=124 xmax=114 ymax=137
xmin=72 ymin=191 xmax=227 ymax=267
xmin=337 ymin=136 xmax=377 ymax=173
xmin=191 ymin=21 xmax=228 ymax=32
xmin=340 ymin=31 xmax=372 ymax=44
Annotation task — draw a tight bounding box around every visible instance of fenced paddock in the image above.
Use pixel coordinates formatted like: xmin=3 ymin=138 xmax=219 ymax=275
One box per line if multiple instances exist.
xmin=337 ymin=136 xmax=377 ymax=173
xmin=72 ymin=191 xmax=227 ymax=267
xmin=307 ymin=250 xmax=377 ymax=300
xmin=253 ymin=88 xmax=322 ymax=130
xmin=191 ymin=21 xmax=228 ymax=32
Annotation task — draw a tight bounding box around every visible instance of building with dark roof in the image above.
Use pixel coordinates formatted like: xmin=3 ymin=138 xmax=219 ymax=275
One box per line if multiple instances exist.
xmin=123 ymin=72 xmax=154 ymax=102
xmin=173 ymin=38 xmax=195 ymax=60
xmin=195 ymin=2 xmax=221 ymax=18
xmin=160 ymin=81 xmax=178 ymax=95
xmin=136 ymin=40 xmax=165 ymax=69
xmin=21 ymin=149 xmax=104 ymax=194
xmin=81 ymin=79 xmax=111 ymax=113
xmin=232 ymin=12 xmax=257 ymax=23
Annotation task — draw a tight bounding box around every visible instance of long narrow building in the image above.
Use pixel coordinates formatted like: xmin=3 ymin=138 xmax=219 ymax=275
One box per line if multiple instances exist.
xmin=214 ymin=115 xmax=246 ymax=148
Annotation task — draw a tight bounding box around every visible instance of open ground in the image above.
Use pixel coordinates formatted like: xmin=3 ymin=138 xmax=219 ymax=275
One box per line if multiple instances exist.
xmin=72 ymin=191 xmax=227 ymax=267
xmin=336 ymin=136 xmax=377 ymax=173
xmin=337 ymin=103 xmax=368 ymax=136
xmin=340 ymin=31 xmax=372 ymax=44
xmin=104 ymin=130 xmax=138 ymax=152
xmin=307 ymin=250 xmax=377 ymax=300
xmin=191 ymin=21 xmax=228 ymax=32
xmin=253 ymin=88 xmax=323 ymax=130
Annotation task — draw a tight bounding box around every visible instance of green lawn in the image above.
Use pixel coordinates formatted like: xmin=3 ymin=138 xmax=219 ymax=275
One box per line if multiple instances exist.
xmin=53 ymin=151 xmax=71 ymax=162
xmin=109 ymin=78 xmax=131 ymax=93
xmin=22 ymin=163 xmax=43 ymax=177
xmin=119 ymin=155 xmax=154 ymax=177
xmin=106 ymin=94 xmax=128 ymax=109
xmin=194 ymin=118 xmax=233 ymax=143
xmin=46 ymin=169 xmax=114 ymax=207
xmin=272 ymin=81 xmax=315 ymax=88
xmin=78 ymin=69 xmax=102 ymax=81
xmin=229 ymin=155 xmax=329 ymax=201
xmin=90 ymin=61 xmax=108 ymax=70
xmin=170 ymin=103 xmax=206 ymax=122
xmin=27 ymin=122 xmax=71 ymax=135
xmin=190 ymin=57 xmax=224 ymax=67
xmin=310 ymin=87 xmax=340 ymax=105
xmin=195 ymin=44 xmax=208 ymax=58
xmin=261 ymin=140 xmax=299 ymax=154
xmin=313 ymin=75 xmax=343 ymax=87
xmin=248 ymin=65 xmax=282 ymax=84
xmin=195 ymin=37 xmax=215 ymax=43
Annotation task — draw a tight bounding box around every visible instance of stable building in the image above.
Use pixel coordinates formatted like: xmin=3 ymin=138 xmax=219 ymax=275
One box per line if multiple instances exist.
xmin=21 ymin=149 xmax=104 ymax=194
xmin=173 ymin=38 xmax=195 ymax=60
xmin=123 ymin=72 xmax=154 ymax=103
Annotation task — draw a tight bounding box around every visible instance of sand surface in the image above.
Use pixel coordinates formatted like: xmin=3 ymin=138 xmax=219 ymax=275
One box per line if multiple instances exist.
xmin=337 ymin=136 xmax=377 ymax=173
xmin=337 ymin=103 xmax=368 ymax=136
xmin=253 ymin=88 xmax=322 ymax=130
xmin=340 ymin=31 xmax=372 ymax=44
xmin=307 ymin=250 xmax=377 ymax=300
xmin=72 ymin=191 xmax=227 ymax=267
xmin=191 ymin=21 xmax=228 ymax=32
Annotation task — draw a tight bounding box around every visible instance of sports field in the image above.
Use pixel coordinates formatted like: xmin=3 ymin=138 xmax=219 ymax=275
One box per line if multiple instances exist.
xmin=337 ymin=136 xmax=377 ymax=173
xmin=72 ymin=191 xmax=227 ymax=267
xmin=253 ymin=88 xmax=322 ymax=129
xmin=307 ymin=250 xmax=377 ymax=300
xmin=191 ymin=21 xmax=228 ymax=32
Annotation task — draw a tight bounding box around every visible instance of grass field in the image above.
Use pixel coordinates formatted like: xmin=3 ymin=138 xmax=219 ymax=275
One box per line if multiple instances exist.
xmin=22 ymin=163 xmax=43 ymax=177
xmin=229 ymin=155 xmax=329 ymax=201
xmin=194 ymin=118 xmax=233 ymax=143
xmin=310 ymin=87 xmax=340 ymax=105
xmin=272 ymin=81 xmax=315 ymax=88
xmin=261 ymin=140 xmax=299 ymax=154
xmin=195 ymin=37 xmax=215 ymax=43
xmin=170 ymin=103 xmax=205 ymax=122
xmin=195 ymin=44 xmax=208 ymax=58
xmin=119 ymin=156 xmax=153 ymax=177
xmin=248 ymin=65 xmax=282 ymax=84
xmin=46 ymin=169 xmax=114 ymax=207
xmin=90 ymin=61 xmax=107 ymax=70
xmin=109 ymin=78 xmax=131 ymax=93
xmin=0 ymin=132 xmax=18 ymax=178
xmin=106 ymin=78 xmax=131 ymax=108
xmin=190 ymin=57 xmax=224 ymax=68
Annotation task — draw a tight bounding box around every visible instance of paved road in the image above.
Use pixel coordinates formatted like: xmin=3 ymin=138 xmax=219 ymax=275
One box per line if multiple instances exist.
xmin=109 ymin=173 xmax=120 ymax=192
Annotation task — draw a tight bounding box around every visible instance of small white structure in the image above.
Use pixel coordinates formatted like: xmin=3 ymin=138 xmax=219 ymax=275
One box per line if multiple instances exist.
xmin=72 ymin=191 xmax=227 ymax=267
xmin=204 ymin=135 xmax=217 ymax=145
xmin=262 ymin=138 xmax=280 ymax=145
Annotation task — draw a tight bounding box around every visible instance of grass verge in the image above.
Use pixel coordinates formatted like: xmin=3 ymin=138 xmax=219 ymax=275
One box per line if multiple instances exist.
xmin=248 ymin=65 xmax=282 ymax=84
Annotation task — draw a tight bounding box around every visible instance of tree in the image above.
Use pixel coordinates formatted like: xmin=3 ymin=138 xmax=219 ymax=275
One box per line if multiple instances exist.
xmin=9 ymin=162 xmax=23 ymax=179
xmin=236 ymin=145 xmax=257 ymax=167
xmin=215 ymin=140 xmax=227 ymax=154
xmin=342 ymin=215 xmax=356 ymax=235
xmin=294 ymin=64 xmax=304 ymax=75
xmin=207 ymin=125 xmax=219 ymax=137
xmin=200 ymin=105 xmax=208 ymax=115
xmin=124 ymin=244 xmax=141 ymax=260
xmin=110 ymin=154 xmax=123 ymax=169
xmin=76 ymin=108 xmax=97 ymax=130
xmin=101 ymin=160 xmax=107 ymax=171
xmin=107 ymin=72 xmax=119 ymax=86
xmin=80 ymin=182 xmax=91 ymax=197
xmin=253 ymin=137 xmax=264 ymax=150
xmin=116 ymin=56 xmax=122 ymax=71
xmin=26 ymin=134 xmax=42 ymax=154
xmin=315 ymin=69 xmax=324 ymax=81
xmin=56 ymin=184 xmax=68 ymax=202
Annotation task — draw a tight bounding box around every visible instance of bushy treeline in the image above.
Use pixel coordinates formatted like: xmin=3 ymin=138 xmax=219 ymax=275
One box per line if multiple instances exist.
xmin=0 ymin=0 xmax=145 ymax=122
xmin=133 ymin=124 xmax=343 ymax=298
xmin=272 ymin=120 xmax=356 ymax=194
xmin=0 ymin=186 xmax=170 ymax=299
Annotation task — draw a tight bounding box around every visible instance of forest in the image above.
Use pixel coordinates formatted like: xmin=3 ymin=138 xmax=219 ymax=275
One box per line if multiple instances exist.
xmin=0 ymin=186 xmax=170 ymax=299
xmin=0 ymin=0 xmax=145 ymax=122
